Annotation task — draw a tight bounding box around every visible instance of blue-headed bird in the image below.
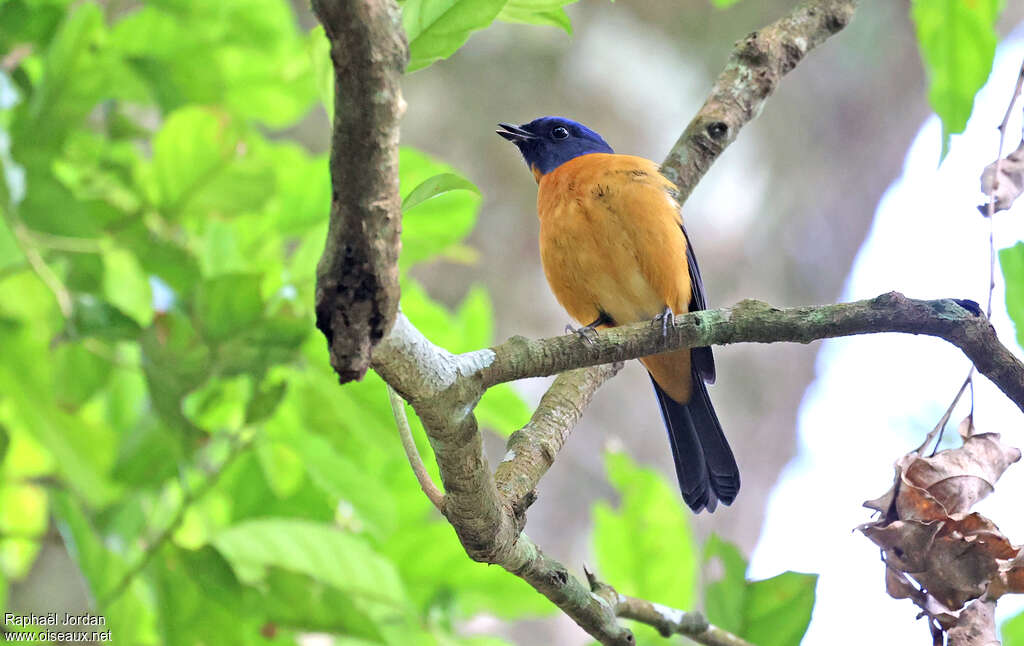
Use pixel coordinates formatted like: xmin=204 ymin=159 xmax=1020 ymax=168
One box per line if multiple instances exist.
xmin=497 ymin=117 xmax=739 ymax=513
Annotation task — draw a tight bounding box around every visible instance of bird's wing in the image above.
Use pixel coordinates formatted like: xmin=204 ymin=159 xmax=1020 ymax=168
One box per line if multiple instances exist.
xmin=682 ymin=224 xmax=716 ymax=385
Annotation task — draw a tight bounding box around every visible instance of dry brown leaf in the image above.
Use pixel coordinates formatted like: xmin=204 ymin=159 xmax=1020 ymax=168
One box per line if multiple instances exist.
xmin=859 ymin=423 xmax=1022 ymax=635
xmin=991 ymin=553 xmax=1024 ymax=598
xmin=979 ymin=139 xmax=1024 ymax=214
xmin=947 ymin=598 xmax=999 ymax=646
xmin=861 ymin=520 xmax=940 ymax=572
xmin=958 ymin=415 xmax=976 ymax=440
xmin=885 ymin=565 xmax=920 ymax=600
xmin=911 ymin=531 xmax=1000 ymax=609
xmin=944 ymin=513 xmax=1019 ymax=560
xmin=902 ymin=433 xmax=1020 ymax=515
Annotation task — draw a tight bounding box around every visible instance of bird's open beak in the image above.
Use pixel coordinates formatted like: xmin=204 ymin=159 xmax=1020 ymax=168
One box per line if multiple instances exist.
xmin=496 ymin=123 xmax=536 ymax=143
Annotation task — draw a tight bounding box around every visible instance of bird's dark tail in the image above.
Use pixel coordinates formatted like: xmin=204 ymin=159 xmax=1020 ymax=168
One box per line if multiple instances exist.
xmin=650 ymin=368 xmax=739 ymax=513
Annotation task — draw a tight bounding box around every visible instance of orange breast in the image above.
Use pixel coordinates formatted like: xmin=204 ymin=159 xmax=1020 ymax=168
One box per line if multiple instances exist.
xmin=536 ymin=153 xmax=695 ymax=402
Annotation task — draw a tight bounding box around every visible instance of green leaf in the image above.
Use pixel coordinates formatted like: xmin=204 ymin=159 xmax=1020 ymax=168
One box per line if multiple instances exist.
xmin=911 ymin=0 xmax=1004 ymax=159
xmin=152 ymin=545 xmax=274 ymax=646
xmin=212 ymin=518 xmax=407 ymax=604
xmin=115 ymin=221 xmax=202 ymax=299
xmin=703 ymin=535 xmax=817 ymax=646
xmin=498 ymin=0 xmax=575 ymax=32
xmin=743 ymin=572 xmax=817 ymax=646
xmin=257 ymin=440 xmax=306 ymax=498
xmin=703 ymin=534 xmax=748 ymax=634
xmin=54 ymin=342 xmax=112 ymax=409
xmin=0 ymin=316 xmax=117 ymax=505
xmin=710 ymin=0 xmax=743 ymax=6
xmin=399 ymin=148 xmax=480 ymax=268
xmin=111 ymin=417 xmax=184 ymax=487
xmin=1004 ymin=609 xmax=1024 ymax=646
xmin=594 ymin=452 xmax=698 ymax=612
xmin=102 ymin=247 xmax=154 ymax=327
xmin=68 ymin=294 xmax=143 ymax=341
xmin=16 ymin=2 xmax=109 ymax=150
xmin=403 ymin=0 xmax=510 ymax=72
xmin=150 ymin=106 xmax=242 ymax=215
xmin=402 ymin=172 xmax=480 ymax=212
xmin=140 ymin=310 xmax=211 ymax=435
xmin=64 ymin=252 xmax=104 ymax=293
xmin=0 ymin=424 xmax=9 ymax=465
xmin=1001 ymin=243 xmax=1024 ymax=350
xmin=194 ymin=273 xmax=264 ymax=342
xmin=182 ymin=375 xmax=252 ymax=433
xmin=245 ymin=379 xmax=287 ymax=424
xmin=260 ymin=568 xmax=387 ymax=642
xmin=0 ymin=483 xmax=47 ymax=537
xmin=285 ymin=431 xmax=398 ymax=538
xmin=266 ymin=144 xmax=330 ymax=234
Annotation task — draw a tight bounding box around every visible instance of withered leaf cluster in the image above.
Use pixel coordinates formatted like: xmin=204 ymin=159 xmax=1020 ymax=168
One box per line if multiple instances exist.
xmin=979 ymin=140 xmax=1024 ymax=214
xmin=859 ymin=419 xmax=1022 ymax=645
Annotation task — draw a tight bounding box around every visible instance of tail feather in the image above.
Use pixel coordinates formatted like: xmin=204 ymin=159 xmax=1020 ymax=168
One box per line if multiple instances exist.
xmin=651 ymin=365 xmax=739 ymax=513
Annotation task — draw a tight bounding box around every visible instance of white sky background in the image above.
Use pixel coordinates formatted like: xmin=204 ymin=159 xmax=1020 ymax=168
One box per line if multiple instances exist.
xmin=748 ymin=31 xmax=1024 ymax=645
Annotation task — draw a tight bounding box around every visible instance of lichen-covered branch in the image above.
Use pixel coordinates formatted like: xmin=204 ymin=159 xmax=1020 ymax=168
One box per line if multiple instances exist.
xmin=660 ymin=0 xmax=858 ymax=202
xmin=475 ymin=294 xmax=1024 ymax=415
xmin=312 ymin=0 xmax=407 ymax=383
xmin=495 ymin=363 xmax=624 ymax=512
xmin=587 ymin=568 xmax=754 ymax=646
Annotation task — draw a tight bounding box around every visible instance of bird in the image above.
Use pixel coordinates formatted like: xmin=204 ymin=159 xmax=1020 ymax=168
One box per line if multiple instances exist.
xmin=497 ymin=116 xmax=739 ymax=513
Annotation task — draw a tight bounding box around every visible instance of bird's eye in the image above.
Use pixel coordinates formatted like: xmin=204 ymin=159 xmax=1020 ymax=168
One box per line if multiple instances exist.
xmin=552 ymin=126 xmax=569 ymax=140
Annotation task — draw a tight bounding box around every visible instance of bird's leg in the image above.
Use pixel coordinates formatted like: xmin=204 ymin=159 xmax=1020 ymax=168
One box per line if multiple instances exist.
xmin=565 ymin=313 xmax=612 ymax=345
xmin=652 ymin=306 xmax=675 ymax=337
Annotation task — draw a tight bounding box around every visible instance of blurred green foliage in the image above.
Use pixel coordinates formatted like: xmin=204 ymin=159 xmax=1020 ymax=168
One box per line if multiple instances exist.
xmin=0 ymin=1 xmax=819 ymax=645
xmin=1005 ymin=609 xmax=1024 ymax=646
xmin=1001 ymin=243 xmax=1024 ymax=350
xmin=910 ymin=0 xmax=1005 ymax=159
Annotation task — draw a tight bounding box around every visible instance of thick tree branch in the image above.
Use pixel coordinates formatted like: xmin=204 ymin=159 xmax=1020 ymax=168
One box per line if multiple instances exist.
xmin=312 ymin=0 xmax=407 ymax=383
xmin=474 ymin=295 xmax=1024 ymax=415
xmin=495 ymin=363 xmax=624 ymax=513
xmin=660 ymin=0 xmax=858 ymax=202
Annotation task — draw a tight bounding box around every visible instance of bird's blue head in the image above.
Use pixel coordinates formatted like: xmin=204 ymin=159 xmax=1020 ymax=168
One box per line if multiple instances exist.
xmin=497 ymin=116 xmax=614 ymax=179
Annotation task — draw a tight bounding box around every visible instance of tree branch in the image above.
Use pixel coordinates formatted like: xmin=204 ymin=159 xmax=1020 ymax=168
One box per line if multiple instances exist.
xmin=335 ymin=0 xmax=871 ymax=643
xmin=587 ymin=567 xmax=754 ymax=646
xmin=473 ymin=294 xmax=1024 ymax=415
xmin=312 ymin=0 xmax=407 ymax=383
xmin=495 ymin=363 xmax=624 ymax=513
xmin=660 ymin=0 xmax=858 ymax=202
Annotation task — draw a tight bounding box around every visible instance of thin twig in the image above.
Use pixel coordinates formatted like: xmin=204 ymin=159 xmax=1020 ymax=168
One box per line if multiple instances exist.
xmin=387 ymin=384 xmax=444 ymax=511
xmin=585 ymin=566 xmax=755 ymax=646
xmin=984 ymin=59 xmax=1024 ymax=307
xmin=27 ymin=230 xmax=105 ymax=254
xmin=8 ymin=218 xmax=72 ymax=317
xmin=918 ymin=368 xmax=973 ymax=455
xmin=929 ymin=59 xmax=1024 ymax=452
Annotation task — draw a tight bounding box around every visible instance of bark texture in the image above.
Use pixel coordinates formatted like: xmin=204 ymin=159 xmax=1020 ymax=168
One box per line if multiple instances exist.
xmin=312 ymin=0 xmax=408 ymax=383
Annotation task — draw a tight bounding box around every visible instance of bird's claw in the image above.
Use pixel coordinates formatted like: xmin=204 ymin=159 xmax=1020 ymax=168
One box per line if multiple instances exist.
xmin=652 ymin=307 xmax=674 ymax=338
xmin=565 ymin=323 xmax=599 ymax=345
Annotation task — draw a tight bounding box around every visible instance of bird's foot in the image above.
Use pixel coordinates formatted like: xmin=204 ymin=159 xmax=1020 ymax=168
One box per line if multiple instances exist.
xmin=565 ymin=322 xmax=600 ymax=345
xmin=651 ymin=306 xmax=675 ymax=337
